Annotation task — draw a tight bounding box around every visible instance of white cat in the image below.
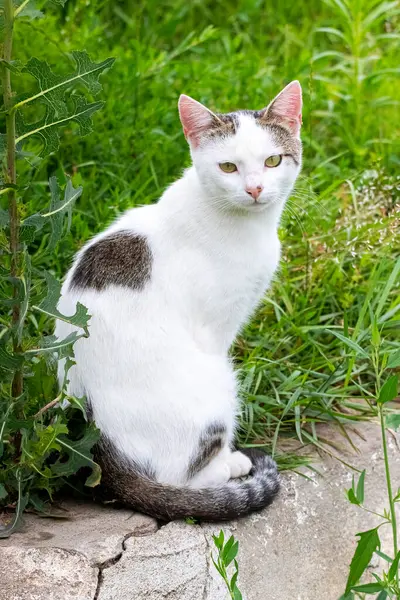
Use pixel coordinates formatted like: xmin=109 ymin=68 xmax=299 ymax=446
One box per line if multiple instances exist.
xmin=55 ymin=81 xmax=302 ymax=520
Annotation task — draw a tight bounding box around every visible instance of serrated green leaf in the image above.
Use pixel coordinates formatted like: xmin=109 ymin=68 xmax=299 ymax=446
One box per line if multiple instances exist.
xmin=45 ymin=177 xmax=82 ymax=250
xmin=15 ymin=97 xmax=104 ymax=158
xmin=52 ymin=424 xmax=101 ymax=486
xmin=345 ymin=528 xmax=381 ymax=593
xmin=20 ymin=53 xmax=114 ymax=117
xmin=21 ymin=177 xmax=81 ymax=247
xmin=14 ymin=0 xmax=44 ymax=20
xmin=21 ymin=214 xmax=45 ymax=234
xmin=24 ymin=423 xmax=67 ymax=462
xmin=0 ymin=340 xmax=24 ymax=372
xmin=378 ymin=375 xmax=399 ymax=404
xmin=388 ymin=349 xmax=400 ymax=369
xmin=20 ymin=219 xmax=42 ymax=242
xmin=386 ymin=413 xmax=400 ymax=431
xmin=32 ymin=271 xmax=90 ymax=332
xmin=67 ymin=395 xmax=89 ymax=421
xmin=25 ymin=331 xmax=83 ymax=357
xmin=84 ymin=462 xmax=102 ymax=487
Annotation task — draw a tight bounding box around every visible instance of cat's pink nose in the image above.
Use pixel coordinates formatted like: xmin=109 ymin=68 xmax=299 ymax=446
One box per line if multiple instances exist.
xmin=245 ymin=185 xmax=263 ymax=200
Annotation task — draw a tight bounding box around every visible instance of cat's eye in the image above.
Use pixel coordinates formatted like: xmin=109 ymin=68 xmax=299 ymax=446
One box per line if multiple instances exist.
xmin=265 ymin=155 xmax=282 ymax=168
xmin=219 ymin=162 xmax=238 ymax=173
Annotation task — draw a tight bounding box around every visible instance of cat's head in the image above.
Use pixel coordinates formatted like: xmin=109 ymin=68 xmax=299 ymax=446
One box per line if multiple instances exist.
xmin=178 ymin=81 xmax=302 ymax=212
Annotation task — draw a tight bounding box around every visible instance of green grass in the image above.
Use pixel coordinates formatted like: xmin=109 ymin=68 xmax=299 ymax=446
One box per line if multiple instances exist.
xmin=11 ymin=0 xmax=400 ymax=467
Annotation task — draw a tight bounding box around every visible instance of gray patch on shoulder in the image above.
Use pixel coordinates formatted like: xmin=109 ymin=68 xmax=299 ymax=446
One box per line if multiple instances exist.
xmin=186 ymin=422 xmax=227 ymax=479
xmin=70 ymin=230 xmax=152 ymax=292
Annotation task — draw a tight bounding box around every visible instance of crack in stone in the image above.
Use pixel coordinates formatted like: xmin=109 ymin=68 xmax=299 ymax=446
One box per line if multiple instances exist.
xmin=93 ymin=551 xmax=122 ymax=600
xmin=93 ymin=520 xmax=163 ymax=600
xmin=201 ymin=528 xmax=217 ymax=600
xmin=92 ymin=531 xmax=142 ymax=599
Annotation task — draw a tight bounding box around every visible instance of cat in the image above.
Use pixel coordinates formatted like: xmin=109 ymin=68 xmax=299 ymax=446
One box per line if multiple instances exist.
xmin=55 ymin=80 xmax=303 ymax=521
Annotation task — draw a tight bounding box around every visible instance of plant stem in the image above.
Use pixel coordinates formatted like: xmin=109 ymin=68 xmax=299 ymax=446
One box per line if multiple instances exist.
xmin=13 ymin=0 xmax=31 ymax=18
xmin=379 ymin=403 xmax=399 ymax=584
xmin=1 ymin=0 xmax=23 ymax=398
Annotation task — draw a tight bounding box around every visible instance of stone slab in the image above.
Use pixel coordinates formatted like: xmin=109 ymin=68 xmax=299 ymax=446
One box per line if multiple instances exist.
xmin=0 ymin=546 xmax=98 ymax=600
xmin=1 ymin=421 xmax=399 ymax=600
xmin=98 ymin=520 xmax=227 ymax=600
xmin=0 ymin=499 xmax=158 ymax=565
xmin=231 ymin=421 xmax=399 ymax=600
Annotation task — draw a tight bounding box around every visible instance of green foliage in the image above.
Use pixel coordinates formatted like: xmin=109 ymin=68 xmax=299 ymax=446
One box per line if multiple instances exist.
xmin=16 ymin=96 xmax=105 ymax=157
xmin=0 ymin=0 xmax=113 ymax=535
xmin=212 ymin=531 xmax=243 ymax=600
xmin=346 ymin=470 xmax=366 ymax=506
xmin=345 ymin=528 xmax=381 ymax=593
xmin=378 ymin=376 xmax=399 ymax=405
xmin=341 ymin=326 xmax=400 ymax=597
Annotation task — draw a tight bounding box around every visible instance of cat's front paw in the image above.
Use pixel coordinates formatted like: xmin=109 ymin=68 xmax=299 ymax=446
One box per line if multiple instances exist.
xmin=227 ymin=450 xmax=253 ymax=479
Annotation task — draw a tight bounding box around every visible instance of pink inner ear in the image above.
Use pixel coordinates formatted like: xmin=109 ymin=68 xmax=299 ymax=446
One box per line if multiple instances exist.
xmin=178 ymin=95 xmax=215 ymax=145
xmin=267 ymin=80 xmax=302 ymax=135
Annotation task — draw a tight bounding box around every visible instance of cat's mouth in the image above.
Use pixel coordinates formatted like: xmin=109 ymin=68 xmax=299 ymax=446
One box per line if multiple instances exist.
xmin=246 ymin=197 xmax=274 ymax=211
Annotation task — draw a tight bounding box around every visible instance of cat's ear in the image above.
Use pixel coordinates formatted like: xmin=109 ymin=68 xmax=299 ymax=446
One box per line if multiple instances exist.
xmin=263 ymin=81 xmax=302 ymax=137
xmin=178 ymin=95 xmax=219 ymax=146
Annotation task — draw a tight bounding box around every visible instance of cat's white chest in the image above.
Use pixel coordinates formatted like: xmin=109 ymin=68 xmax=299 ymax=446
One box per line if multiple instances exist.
xmin=180 ymin=231 xmax=281 ymax=353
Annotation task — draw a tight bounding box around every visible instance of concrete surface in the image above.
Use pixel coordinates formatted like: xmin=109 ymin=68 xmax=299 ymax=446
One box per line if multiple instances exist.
xmin=99 ymin=521 xmax=227 ymax=600
xmin=0 ymin=546 xmax=98 ymax=600
xmin=1 ymin=500 xmax=157 ymax=564
xmin=233 ymin=421 xmax=399 ymax=599
xmin=0 ymin=421 xmax=398 ymax=600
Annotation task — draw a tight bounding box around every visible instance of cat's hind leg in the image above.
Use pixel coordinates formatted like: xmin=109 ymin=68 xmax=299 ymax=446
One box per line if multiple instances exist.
xmin=188 ymin=447 xmax=252 ymax=489
xmin=226 ymin=450 xmax=253 ymax=479
xmin=189 ymin=456 xmax=231 ymax=488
